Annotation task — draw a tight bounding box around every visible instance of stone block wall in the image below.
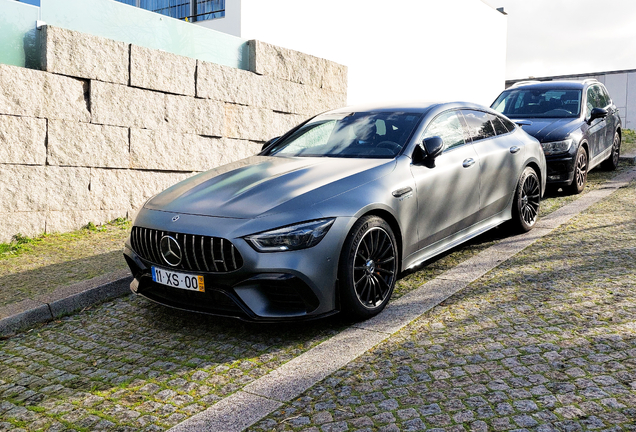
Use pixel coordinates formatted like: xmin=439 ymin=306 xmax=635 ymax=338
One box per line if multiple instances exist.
xmin=0 ymin=26 xmax=347 ymax=242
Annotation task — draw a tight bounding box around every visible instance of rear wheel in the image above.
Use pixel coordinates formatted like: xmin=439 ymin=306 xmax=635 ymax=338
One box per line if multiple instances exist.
xmin=511 ymin=166 xmax=540 ymax=232
xmin=338 ymin=216 xmax=397 ymax=319
xmin=601 ymin=132 xmax=620 ymax=170
xmin=568 ymin=146 xmax=588 ymax=194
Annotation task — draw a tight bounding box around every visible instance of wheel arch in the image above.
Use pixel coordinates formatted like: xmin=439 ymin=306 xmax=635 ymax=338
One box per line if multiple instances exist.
xmin=525 ymin=161 xmax=543 ymax=196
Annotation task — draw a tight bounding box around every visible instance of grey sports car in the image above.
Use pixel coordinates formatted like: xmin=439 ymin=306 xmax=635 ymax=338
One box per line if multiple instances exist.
xmin=124 ymin=102 xmax=546 ymax=321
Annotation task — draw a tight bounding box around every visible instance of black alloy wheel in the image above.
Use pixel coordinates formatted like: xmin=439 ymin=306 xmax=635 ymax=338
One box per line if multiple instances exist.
xmin=339 ymin=216 xmax=397 ymax=319
xmin=512 ymin=166 xmax=540 ymax=232
xmin=569 ymin=145 xmax=588 ymax=194
xmin=602 ymin=132 xmax=621 ymax=170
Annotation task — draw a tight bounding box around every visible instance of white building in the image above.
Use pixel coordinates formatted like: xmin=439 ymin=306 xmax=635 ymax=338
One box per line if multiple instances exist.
xmin=196 ymin=0 xmax=508 ymax=106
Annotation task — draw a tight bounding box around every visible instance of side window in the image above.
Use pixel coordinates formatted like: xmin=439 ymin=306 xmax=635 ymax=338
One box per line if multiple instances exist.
xmin=461 ymin=110 xmax=497 ymax=142
xmin=491 ymin=115 xmax=509 ymax=135
xmin=599 ymin=85 xmax=611 ymax=107
xmin=498 ymin=115 xmax=517 ymax=133
xmin=586 ymin=85 xmax=602 ymax=115
xmin=423 ymin=110 xmax=466 ymax=152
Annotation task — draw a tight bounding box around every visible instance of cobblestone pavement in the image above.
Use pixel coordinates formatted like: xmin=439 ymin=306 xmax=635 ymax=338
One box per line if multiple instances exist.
xmin=0 ymin=300 xmax=345 ymax=431
xmin=249 ymin=181 xmax=636 ymax=431
xmin=1 ymin=178 xmax=635 ymax=432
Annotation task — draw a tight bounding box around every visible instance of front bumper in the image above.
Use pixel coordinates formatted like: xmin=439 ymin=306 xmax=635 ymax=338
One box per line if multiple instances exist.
xmin=545 ymin=148 xmax=577 ymax=186
xmin=123 ymin=211 xmax=354 ymax=321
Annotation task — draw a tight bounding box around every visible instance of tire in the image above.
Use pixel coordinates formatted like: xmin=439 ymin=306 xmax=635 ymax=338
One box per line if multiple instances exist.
xmin=511 ymin=166 xmax=540 ymax=233
xmin=568 ymin=145 xmax=588 ymax=194
xmin=338 ymin=216 xmax=398 ymax=319
xmin=601 ymin=132 xmax=621 ymax=171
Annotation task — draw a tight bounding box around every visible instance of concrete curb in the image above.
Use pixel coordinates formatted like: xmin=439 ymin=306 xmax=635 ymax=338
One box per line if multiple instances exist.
xmin=619 ymin=150 xmax=636 ymax=165
xmin=169 ymin=167 xmax=636 ymax=432
xmin=0 ymin=268 xmax=132 ymax=337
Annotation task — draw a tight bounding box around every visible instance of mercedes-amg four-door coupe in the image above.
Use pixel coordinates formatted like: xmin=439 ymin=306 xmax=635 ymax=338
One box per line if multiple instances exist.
xmin=124 ymin=102 xmax=546 ymax=321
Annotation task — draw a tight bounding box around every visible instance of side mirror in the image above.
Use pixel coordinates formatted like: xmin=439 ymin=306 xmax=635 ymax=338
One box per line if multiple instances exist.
xmin=515 ymin=120 xmax=533 ymax=127
xmin=423 ymin=136 xmax=444 ymax=160
xmin=588 ymin=107 xmax=608 ymax=124
xmin=261 ymin=136 xmax=280 ymax=151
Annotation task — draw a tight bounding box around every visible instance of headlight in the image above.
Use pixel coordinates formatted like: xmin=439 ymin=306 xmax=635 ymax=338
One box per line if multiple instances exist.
xmin=541 ymin=139 xmax=573 ymax=155
xmin=245 ymin=219 xmax=335 ymax=252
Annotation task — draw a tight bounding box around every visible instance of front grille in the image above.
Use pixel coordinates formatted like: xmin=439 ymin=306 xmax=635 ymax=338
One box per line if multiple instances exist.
xmin=131 ymin=226 xmax=243 ymax=273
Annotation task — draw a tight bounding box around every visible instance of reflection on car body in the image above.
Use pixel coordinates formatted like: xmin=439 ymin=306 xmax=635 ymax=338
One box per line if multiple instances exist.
xmin=124 ymin=102 xmax=546 ymax=322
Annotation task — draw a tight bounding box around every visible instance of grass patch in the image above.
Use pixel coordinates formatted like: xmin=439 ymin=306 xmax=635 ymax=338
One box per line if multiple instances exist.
xmin=623 ymin=128 xmax=636 ymax=153
xmin=0 ymin=218 xmax=131 ymax=308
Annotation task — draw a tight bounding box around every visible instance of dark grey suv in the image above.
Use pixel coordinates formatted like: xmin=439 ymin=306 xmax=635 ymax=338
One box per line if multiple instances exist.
xmin=492 ymin=80 xmax=622 ymax=193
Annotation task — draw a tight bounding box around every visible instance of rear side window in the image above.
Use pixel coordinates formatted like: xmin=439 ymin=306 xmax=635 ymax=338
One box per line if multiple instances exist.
xmin=498 ymin=115 xmax=516 ymax=133
xmin=461 ymin=110 xmax=497 ymax=142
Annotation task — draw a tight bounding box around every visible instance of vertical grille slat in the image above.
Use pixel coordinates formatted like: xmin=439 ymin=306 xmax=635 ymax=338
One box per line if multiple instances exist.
xmin=130 ymin=226 xmax=243 ymax=273
xmin=201 ymin=237 xmax=210 ymax=271
xmin=192 ymin=235 xmax=201 ymax=271
xmin=210 ymin=238 xmax=220 ymax=272
xmin=220 ymin=239 xmax=228 ymax=272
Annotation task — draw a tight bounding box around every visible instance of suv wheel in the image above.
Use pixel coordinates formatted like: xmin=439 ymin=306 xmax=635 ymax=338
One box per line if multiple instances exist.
xmin=568 ymin=146 xmax=588 ymax=194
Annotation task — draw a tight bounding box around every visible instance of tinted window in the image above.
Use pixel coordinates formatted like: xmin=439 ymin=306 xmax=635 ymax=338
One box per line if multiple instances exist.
xmin=423 ymin=110 xmax=466 ymax=151
xmin=265 ymin=111 xmax=422 ymax=158
xmin=461 ymin=110 xmax=496 ymax=142
xmin=491 ymin=115 xmax=509 ymax=135
xmin=498 ymin=115 xmax=516 ymax=133
xmin=492 ymin=88 xmax=582 ymax=118
xmin=586 ymin=85 xmax=603 ymax=112
xmin=598 ymin=85 xmax=611 ymax=107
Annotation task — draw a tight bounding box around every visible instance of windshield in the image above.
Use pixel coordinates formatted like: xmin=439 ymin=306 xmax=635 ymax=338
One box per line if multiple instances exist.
xmin=263 ymin=111 xmax=423 ymax=158
xmin=492 ymin=88 xmax=582 ymax=118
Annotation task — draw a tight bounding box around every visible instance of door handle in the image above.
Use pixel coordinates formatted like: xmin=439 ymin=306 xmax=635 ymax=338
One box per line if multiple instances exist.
xmin=510 ymin=146 xmax=521 ymax=154
xmin=462 ymin=158 xmax=475 ymax=168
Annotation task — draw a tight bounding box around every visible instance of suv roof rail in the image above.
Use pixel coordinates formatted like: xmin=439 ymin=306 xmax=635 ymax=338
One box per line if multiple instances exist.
xmin=510 ymin=80 xmax=542 ymax=88
xmin=582 ymin=78 xmax=599 ymax=84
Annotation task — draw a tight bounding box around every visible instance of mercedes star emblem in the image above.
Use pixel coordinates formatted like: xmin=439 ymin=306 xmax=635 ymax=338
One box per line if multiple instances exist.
xmin=160 ymin=235 xmax=182 ymax=267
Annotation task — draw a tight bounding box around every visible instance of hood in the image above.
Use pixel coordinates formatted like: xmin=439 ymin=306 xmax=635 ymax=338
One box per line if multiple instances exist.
xmin=146 ymin=156 xmax=394 ymax=218
xmin=516 ymin=117 xmax=581 ymax=142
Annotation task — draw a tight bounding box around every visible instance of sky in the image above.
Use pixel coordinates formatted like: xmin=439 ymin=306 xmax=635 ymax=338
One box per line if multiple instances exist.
xmin=482 ymin=0 xmax=636 ymax=80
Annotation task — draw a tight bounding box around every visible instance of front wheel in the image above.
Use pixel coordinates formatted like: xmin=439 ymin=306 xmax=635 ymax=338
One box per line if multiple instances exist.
xmin=338 ymin=216 xmax=398 ymax=319
xmin=568 ymin=146 xmax=588 ymax=194
xmin=511 ymin=166 xmax=540 ymax=232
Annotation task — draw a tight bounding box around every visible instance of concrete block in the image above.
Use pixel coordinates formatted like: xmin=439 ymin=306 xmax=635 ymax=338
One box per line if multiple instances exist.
xmin=45 ymin=166 xmax=92 ymax=212
xmin=270 ymin=112 xmax=305 ymax=138
xmin=130 ymin=45 xmax=196 ymax=96
xmin=224 ymin=104 xmax=273 ymax=142
xmin=90 ymin=80 xmax=166 ymax=129
xmin=41 ymin=25 xmax=129 ymax=85
xmin=0 ymin=212 xmax=46 ymax=243
xmin=243 ymin=326 xmax=388 ymax=402
xmin=196 ymin=60 xmax=262 ymax=106
xmin=0 ymin=63 xmax=90 ymax=122
xmin=130 ymin=128 xmax=224 ymax=172
xmin=45 ymin=209 xmax=127 ymax=233
xmin=169 ymin=391 xmax=282 ymax=432
xmin=47 ymin=270 xmax=132 ymax=319
xmin=48 ymin=120 xmax=129 ymax=168
xmin=0 ymin=115 xmax=46 ymax=165
xmin=89 ymin=168 xmax=134 ymax=210
xmin=165 ymin=94 xmax=224 ymax=136
xmin=0 ymin=165 xmax=47 ymax=212
xmin=129 ymin=170 xmax=193 ymax=210
xmin=0 ymin=301 xmax=52 ymax=337
xmin=220 ymin=139 xmax=263 ymax=165
xmin=249 ymin=40 xmax=348 ymax=94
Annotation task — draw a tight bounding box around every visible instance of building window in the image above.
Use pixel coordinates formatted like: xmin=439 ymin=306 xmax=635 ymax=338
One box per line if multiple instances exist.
xmin=117 ymin=0 xmax=225 ymax=22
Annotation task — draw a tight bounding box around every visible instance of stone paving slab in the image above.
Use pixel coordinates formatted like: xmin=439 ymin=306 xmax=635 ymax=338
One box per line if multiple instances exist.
xmin=0 ymin=269 xmax=131 ymax=337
